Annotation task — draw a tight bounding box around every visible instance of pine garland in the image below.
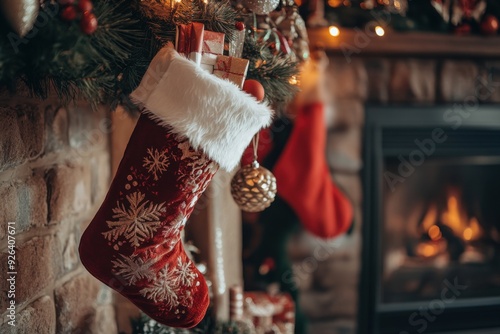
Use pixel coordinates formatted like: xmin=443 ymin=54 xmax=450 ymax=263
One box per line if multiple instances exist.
xmin=0 ymin=0 xmax=299 ymax=111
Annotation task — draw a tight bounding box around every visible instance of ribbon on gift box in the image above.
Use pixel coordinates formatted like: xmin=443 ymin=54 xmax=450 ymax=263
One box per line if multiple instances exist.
xmin=200 ymin=30 xmax=225 ymax=73
xmin=175 ymin=22 xmax=204 ymax=65
xmin=213 ymin=55 xmax=249 ymax=88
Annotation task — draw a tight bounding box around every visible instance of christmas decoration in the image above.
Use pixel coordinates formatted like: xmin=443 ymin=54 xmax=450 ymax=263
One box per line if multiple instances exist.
xmin=242 ymin=79 xmax=265 ymax=101
xmin=272 ymin=4 xmax=310 ymax=61
xmin=214 ymin=55 xmax=250 ymax=87
xmin=243 ymin=35 xmax=299 ymax=105
xmin=58 ymin=0 xmax=99 ymax=34
xmin=480 ymin=14 xmax=499 ymax=35
xmin=0 ymin=0 xmax=299 ymax=111
xmin=244 ymin=291 xmax=295 ymax=334
xmin=320 ymin=0 xmax=500 ymax=35
xmin=60 ymin=5 xmax=77 ymax=21
xmin=235 ymin=21 xmax=245 ymax=31
xmin=0 ymin=0 xmax=39 ymax=37
xmin=79 ymin=45 xmax=272 ymax=328
xmin=231 ymin=159 xmax=277 ymax=212
xmin=176 ymin=23 xmax=204 ymax=65
xmin=78 ymin=0 xmax=93 ymax=12
xmin=242 ymin=118 xmax=308 ymax=334
xmin=450 ymin=0 xmax=486 ymax=26
xmin=80 ymin=11 xmax=98 ymax=34
xmin=243 ymin=0 xmax=280 ymax=15
xmin=273 ymin=102 xmax=353 ymax=239
xmin=229 ymin=21 xmax=246 ymax=58
xmin=229 ymin=285 xmax=244 ymax=321
xmin=200 ymin=30 xmax=225 ymax=73
xmin=232 ymin=76 xmax=276 ymax=212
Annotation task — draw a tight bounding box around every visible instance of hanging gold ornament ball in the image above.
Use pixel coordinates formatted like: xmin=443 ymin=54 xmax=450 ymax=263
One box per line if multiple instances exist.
xmin=231 ymin=161 xmax=277 ymax=212
xmin=243 ymin=0 xmax=280 ymax=15
xmin=0 ymin=0 xmax=39 ymax=37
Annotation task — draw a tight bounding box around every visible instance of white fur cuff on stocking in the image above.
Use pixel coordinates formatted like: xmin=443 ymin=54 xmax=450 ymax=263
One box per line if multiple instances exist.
xmin=130 ymin=45 xmax=273 ymax=172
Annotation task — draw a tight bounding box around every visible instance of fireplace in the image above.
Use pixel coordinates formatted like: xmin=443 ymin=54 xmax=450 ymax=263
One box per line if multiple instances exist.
xmin=360 ymin=106 xmax=500 ymax=334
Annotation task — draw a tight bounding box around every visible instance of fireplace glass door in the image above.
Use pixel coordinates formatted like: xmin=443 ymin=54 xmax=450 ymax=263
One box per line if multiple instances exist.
xmin=382 ymin=158 xmax=500 ymax=304
xmin=360 ymin=106 xmax=500 ymax=334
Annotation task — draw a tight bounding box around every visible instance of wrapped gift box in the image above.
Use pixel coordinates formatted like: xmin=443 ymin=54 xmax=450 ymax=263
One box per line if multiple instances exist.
xmin=244 ymin=291 xmax=295 ymax=334
xmin=201 ymin=30 xmax=225 ymax=73
xmin=214 ymin=55 xmax=249 ymax=88
xmin=175 ymin=22 xmax=204 ymax=65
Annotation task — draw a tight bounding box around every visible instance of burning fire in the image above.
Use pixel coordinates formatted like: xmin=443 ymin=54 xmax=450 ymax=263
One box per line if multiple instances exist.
xmin=416 ymin=188 xmax=484 ymax=259
xmin=421 ymin=188 xmax=483 ymax=243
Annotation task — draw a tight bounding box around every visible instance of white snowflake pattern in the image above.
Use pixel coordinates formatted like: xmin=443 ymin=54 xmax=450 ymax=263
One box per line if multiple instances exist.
xmin=173 ymin=258 xmax=197 ymax=287
xmin=177 ymin=140 xmax=199 ymax=161
xmin=160 ymin=212 xmax=187 ymax=252
xmin=143 ymin=148 xmax=170 ymax=180
xmin=180 ymin=290 xmax=194 ymax=309
xmin=161 ymin=211 xmax=187 ymax=239
xmin=102 ymin=192 xmax=166 ymax=248
xmin=111 ymin=254 xmax=156 ymax=285
xmin=140 ymin=265 xmax=180 ymax=308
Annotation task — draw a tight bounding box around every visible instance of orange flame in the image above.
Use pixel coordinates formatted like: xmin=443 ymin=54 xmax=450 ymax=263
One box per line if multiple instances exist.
xmin=423 ymin=188 xmax=482 ymax=241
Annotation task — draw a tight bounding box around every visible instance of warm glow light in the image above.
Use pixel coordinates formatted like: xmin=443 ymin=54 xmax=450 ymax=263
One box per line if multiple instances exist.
xmin=327 ymin=0 xmax=342 ymax=7
xmin=463 ymin=228 xmax=473 ymax=241
xmin=375 ymin=26 xmax=385 ymax=37
xmin=428 ymin=225 xmax=442 ymax=241
xmin=417 ymin=243 xmax=438 ymax=258
xmin=422 ymin=205 xmax=437 ymax=231
xmin=427 ymin=188 xmax=484 ymax=242
xmin=329 ymin=25 xmax=340 ymax=37
xmin=467 ymin=217 xmax=482 ymax=241
xmin=289 ymin=75 xmax=298 ymax=85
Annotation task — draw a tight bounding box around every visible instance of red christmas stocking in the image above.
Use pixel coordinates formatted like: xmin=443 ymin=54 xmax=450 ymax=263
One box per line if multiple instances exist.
xmin=78 ymin=45 xmax=272 ymax=328
xmin=273 ymin=102 xmax=353 ymax=239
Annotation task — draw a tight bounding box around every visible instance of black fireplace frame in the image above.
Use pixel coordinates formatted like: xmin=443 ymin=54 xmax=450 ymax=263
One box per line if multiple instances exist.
xmin=359 ymin=105 xmax=500 ymax=334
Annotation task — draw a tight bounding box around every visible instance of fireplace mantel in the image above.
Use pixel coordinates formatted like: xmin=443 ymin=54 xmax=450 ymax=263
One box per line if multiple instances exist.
xmin=308 ymin=27 xmax=500 ymax=58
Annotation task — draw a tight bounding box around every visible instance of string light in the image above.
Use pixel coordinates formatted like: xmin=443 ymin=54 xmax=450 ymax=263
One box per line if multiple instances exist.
xmin=375 ymin=25 xmax=385 ymax=37
xmin=289 ymin=75 xmax=299 ymax=85
xmin=329 ymin=25 xmax=340 ymax=37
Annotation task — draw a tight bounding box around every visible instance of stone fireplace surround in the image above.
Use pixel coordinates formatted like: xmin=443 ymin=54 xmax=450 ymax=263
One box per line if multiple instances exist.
xmin=287 ymin=30 xmax=500 ymax=334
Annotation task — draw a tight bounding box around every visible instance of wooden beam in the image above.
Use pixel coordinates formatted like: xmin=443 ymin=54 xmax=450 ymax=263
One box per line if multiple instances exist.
xmin=308 ymin=27 xmax=500 ymax=58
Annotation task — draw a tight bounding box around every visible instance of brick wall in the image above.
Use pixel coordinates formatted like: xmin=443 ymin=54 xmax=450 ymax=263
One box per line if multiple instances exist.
xmin=289 ymin=57 xmax=500 ymax=334
xmin=0 ymin=88 xmax=115 ymax=334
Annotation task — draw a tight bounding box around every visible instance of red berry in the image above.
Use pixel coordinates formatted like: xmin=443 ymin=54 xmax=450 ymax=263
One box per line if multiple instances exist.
xmin=78 ymin=0 xmax=93 ymax=12
xmin=80 ymin=12 xmax=98 ymax=35
xmin=480 ymin=15 xmax=499 ymax=36
xmin=243 ymin=79 xmax=265 ymax=101
xmin=235 ymin=21 xmax=245 ymax=31
xmin=61 ymin=5 xmax=77 ymax=21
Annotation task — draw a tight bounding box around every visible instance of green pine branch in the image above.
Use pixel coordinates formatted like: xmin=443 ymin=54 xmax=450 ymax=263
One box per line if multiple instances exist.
xmin=0 ymin=0 xmax=299 ymax=110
